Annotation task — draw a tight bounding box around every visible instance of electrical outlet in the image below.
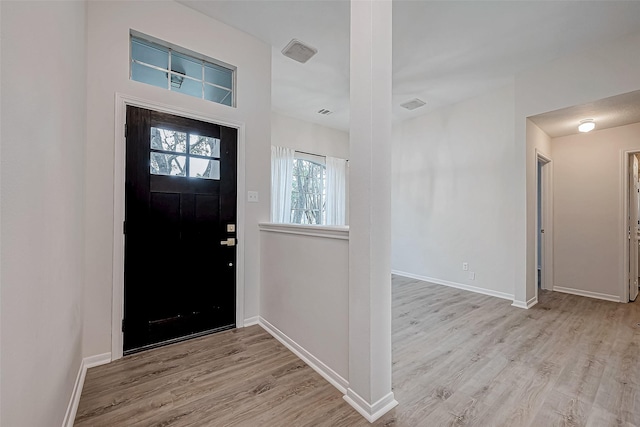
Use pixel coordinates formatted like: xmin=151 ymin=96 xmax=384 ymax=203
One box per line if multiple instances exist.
xmin=247 ymin=191 xmax=259 ymax=203
xmin=462 ymin=262 xmax=469 ymax=271
xmin=468 ymin=272 xmax=476 ymax=280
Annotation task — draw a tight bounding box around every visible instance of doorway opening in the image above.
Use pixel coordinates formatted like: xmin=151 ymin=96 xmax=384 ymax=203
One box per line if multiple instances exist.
xmin=535 ymin=151 xmax=553 ymax=298
xmin=625 ymin=152 xmax=640 ymax=303
xmin=123 ymin=106 xmax=238 ymax=354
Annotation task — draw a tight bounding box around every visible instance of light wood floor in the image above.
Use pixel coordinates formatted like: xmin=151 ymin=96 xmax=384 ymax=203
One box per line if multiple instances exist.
xmin=75 ymin=276 xmax=640 ymax=426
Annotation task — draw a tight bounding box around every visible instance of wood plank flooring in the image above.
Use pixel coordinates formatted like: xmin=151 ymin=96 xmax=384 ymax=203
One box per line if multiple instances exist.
xmin=75 ymin=276 xmax=640 ymax=426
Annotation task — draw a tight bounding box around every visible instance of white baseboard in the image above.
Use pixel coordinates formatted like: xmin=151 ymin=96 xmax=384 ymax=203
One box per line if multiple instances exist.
xmin=84 ymin=352 xmax=112 ymax=369
xmin=392 ymin=270 xmax=514 ymax=301
xmin=257 ymin=317 xmax=348 ymax=394
xmin=243 ymin=316 xmax=259 ymax=327
xmin=553 ymin=286 xmax=620 ymax=303
xmin=343 ymin=389 xmax=398 ymax=423
xmin=62 ymin=352 xmax=111 ymax=427
xmin=512 ymin=295 xmax=538 ymax=309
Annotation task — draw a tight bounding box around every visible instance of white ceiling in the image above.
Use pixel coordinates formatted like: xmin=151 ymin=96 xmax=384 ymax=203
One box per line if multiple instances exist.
xmin=529 ymin=90 xmax=640 ymax=138
xmin=179 ymin=1 xmax=640 ymax=132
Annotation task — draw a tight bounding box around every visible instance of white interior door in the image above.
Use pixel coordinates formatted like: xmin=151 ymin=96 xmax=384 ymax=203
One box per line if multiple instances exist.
xmin=538 ymin=160 xmax=545 ymax=290
xmin=537 ymin=155 xmax=552 ymax=292
xmin=629 ymin=155 xmax=639 ymax=301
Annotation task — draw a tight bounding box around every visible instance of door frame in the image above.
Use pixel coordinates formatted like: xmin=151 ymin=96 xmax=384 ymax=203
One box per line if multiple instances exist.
xmin=621 ymin=149 xmax=640 ymax=304
xmin=112 ymin=93 xmax=246 ymax=360
xmin=535 ymin=149 xmax=553 ymax=298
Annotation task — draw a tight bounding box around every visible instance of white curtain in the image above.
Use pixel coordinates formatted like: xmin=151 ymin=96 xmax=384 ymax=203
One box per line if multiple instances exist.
xmin=271 ymin=146 xmax=295 ymax=223
xmin=325 ymin=156 xmax=347 ymax=225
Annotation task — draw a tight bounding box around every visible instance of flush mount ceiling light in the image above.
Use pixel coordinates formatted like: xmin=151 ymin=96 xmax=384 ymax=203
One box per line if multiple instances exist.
xmin=578 ymin=119 xmax=596 ymax=133
xmin=400 ymin=98 xmax=426 ymax=111
xmin=282 ymin=39 xmax=318 ymax=64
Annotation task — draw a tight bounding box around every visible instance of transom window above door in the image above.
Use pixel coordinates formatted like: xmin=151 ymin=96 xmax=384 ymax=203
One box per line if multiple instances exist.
xmin=130 ymin=31 xmax=236 ymax=107
xmin=150 ymin=126 xmax=221 ymax=180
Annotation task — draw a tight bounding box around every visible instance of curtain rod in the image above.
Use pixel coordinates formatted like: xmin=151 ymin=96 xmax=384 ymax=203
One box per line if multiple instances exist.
xmin=295 ymin=150 xmax=349 ymax=162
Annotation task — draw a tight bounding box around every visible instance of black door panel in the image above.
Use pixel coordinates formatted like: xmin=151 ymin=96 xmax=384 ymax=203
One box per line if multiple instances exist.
xmin=124 ymin=106 xmax=237 ymax=353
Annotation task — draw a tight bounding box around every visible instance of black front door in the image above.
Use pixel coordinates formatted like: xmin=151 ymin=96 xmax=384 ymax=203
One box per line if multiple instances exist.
xmin=124 ymin=106 xmax=237 ymax=354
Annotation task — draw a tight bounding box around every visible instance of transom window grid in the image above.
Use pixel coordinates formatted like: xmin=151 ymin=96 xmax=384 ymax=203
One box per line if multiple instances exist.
xmin=290 ymin=157 xmax=326 ymax=225
xmin=130 ymin=34 xmax=235 ymax=107
xmin=150 ymin=126 xmax=221 ymax=180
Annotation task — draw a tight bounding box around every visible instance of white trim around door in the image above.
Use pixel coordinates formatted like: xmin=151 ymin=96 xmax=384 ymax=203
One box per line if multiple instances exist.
xmin=535 ymin=149 xmax=553 ymax=301
xmin=620 ymin=149 xmax=640 ymax=304
xmin=112 ymin=93 xmax=246 ymax=360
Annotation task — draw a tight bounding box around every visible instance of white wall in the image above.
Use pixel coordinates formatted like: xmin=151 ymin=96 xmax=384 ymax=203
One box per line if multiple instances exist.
xmin=271 ymin=111 xmax=349 ymax=159
xmin=1 ymin=2 xmax=87 ymax=425
xmin=391 ymin=84 xmax=516 ymax=299
xmin=391 ymin=29 xmax=640 ymax=306
xmin=528 ymin=120 xmax=551 ymax=159
xmin=259 ymin=226 xmax=348 ymax=384
xmin=551 ymin=122 xmax=640 ymax=300
xmin=84 ymin=1 xmax=271 ymax=357
xmin=517 ymin=30 xmax=640 ymax=303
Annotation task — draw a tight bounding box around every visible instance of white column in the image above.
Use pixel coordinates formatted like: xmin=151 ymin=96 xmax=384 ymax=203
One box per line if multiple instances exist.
xmin=345 ymin=0 xmax=397 ymax=423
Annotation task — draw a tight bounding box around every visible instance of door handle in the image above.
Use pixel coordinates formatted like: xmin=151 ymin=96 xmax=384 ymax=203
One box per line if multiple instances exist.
xmin=220 ymin=238 xmax=236 ymax=247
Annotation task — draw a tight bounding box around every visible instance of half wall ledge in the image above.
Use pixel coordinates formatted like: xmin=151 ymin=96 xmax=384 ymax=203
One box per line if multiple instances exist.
xmin=258 ymin=222 xmax=349 ymax=240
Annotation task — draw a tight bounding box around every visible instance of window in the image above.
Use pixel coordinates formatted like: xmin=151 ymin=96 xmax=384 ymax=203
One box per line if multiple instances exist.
xmin=150 ymin=126 xmax=220 ymax=180
xmin=130 ymin=32 xmax=235 ymax=107
xmin=271 ymin=146 xmax=346 ymax=225
xmin=291 ymin=154 xmax=326 ymax=224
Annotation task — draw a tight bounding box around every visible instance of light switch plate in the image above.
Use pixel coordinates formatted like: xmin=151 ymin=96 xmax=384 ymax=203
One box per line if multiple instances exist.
xmin=248 ymin=191 xmax=259 ymax=203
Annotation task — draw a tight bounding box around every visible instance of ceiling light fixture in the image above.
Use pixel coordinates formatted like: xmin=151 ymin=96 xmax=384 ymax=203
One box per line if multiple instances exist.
xmin=578 ymin=119 xmax=596 ymax=133
xmin=282 ymin=39 xmax=318 ymax=64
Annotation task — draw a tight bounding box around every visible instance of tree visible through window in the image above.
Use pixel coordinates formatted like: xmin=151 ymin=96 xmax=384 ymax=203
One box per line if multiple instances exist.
xmin=150 ymin=127 xmax=221 ymax=180
xmin=291 ymin=158 xmax=326 ymax=224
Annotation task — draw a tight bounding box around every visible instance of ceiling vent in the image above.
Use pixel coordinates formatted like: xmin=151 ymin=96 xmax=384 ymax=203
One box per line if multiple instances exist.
xmin=282 ymin=39 xmax=318 ymax=64
xmin=317 ymin=109 xmax=332 ymax=115
xmin=400 ymin=98 xmax=426 ymax=111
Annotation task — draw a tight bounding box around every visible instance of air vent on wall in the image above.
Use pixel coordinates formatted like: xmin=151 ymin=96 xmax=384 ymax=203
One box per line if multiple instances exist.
xmin=282 ymin=39 xmax=318 ymax=64
xmin=400 ymin=98 xmax=426 ymax=111
xmin=317 ymin=109 xmax=332 ymax=115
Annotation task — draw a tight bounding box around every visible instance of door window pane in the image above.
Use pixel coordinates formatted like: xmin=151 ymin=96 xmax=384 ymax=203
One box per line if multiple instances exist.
xmin=149 ymin=126 xmax=222 ymax=180
xmin=151 ymin=153 xmax=186 ymax=176
xmin=151 ymin=127 xmax=187 ymax=153
xmin=189 ymin=135 xmax=220 ymax=158
xmin=189 ymin=158 xmax=220 ymax=180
